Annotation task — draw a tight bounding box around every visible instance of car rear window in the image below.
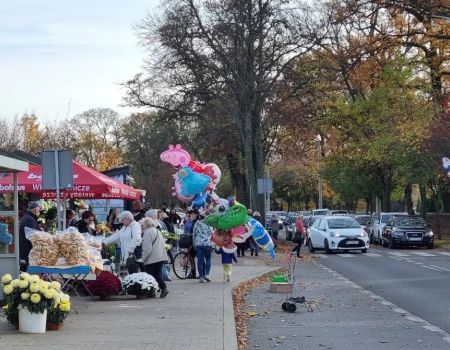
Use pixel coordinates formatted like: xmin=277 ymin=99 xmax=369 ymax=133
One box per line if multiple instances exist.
xmin=355 ymin=216 xmax=370 ymax=225
xmin=381 ymin=215 xmax=394 ymax=223
xmin=328 ymin=218 xmax=361 ymax=229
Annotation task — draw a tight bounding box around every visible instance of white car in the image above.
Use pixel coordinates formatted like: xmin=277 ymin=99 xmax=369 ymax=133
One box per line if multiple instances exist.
xmin=307 ymin=216 xmax=369 ymax=253
xmin=369 ymin=212 xmax=406 ymax=245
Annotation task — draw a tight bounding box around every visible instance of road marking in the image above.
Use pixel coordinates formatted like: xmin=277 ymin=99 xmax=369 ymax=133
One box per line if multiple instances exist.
xmin=387 ymin=252 xmax=410 ymax=257
xmin=423 ymin=325 xmax=442 ymax=332
xmin=421 ymin=266 xmax=442 ymax=271
xmin=365 ymin=252 xmax=382 ymax=257
xmin=336 ymin=254 xmax=356 ymax=258
xmin=437 ymin=252 xmax=450 ymax=256
xmin=389 ymin=256 xmax=403 ymax=261
xmin=410 ymin=252 xmax=436 ymax=257
xmin=429 ymin=265 xmax=450 ymax=272
xmin=319 ymin=255 xmax=329 ymax=259
xmin=393 ymin=307 xmax=407 ymax=314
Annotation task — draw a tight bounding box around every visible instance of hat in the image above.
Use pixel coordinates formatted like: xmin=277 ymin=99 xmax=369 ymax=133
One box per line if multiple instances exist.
xmin=253 ymin=211 xmax=261 ymax=217
xmin=27 ymin=201 xmax=43 ymax=211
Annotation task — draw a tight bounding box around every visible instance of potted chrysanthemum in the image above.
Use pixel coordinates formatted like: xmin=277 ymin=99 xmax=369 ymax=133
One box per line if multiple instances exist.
xmin=122 ymin=272 xmax=159 ymax=299
xmin=46 ymin=291 xmax=70 ymax=330
xmin=1 ymin=272 xmax=60 ymax=333
xmin=87 ymin=271 xmax=121 ymax=301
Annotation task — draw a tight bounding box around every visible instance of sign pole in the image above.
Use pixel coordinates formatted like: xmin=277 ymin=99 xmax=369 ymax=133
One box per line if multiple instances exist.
xmin=54 ymin=151 xmax=61 ymax=232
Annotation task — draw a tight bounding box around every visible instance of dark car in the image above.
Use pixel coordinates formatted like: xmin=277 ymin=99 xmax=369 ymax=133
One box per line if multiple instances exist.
xmin=382 ymin=215 xmax=434 ymax=249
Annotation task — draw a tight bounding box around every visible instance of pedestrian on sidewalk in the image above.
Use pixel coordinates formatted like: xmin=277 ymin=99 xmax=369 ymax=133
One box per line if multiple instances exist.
xmin=215 ymin=247 xmax=237 ymax=282
xmin=192 ymin=210 xmax=213 ymax=283
xmin=291 ymin=215 xmax=306 ymax=258
xmin=248 ymin=236 xmax=259 ymax=256
xmin=140 ymin=217 xmax=169 ymax=298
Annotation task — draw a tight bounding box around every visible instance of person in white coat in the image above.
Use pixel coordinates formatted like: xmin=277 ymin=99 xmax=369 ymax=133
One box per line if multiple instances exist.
xmin=103 ymin=211 xmax=142 ymax=273
xmin=140 ymin=217 xmax=169 ymax=298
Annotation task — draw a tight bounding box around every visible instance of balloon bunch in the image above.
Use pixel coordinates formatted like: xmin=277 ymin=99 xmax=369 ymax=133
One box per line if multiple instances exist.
xmin=160 ymin=144 xmax=222 ymax=208
xmin=204 ymin=199 xmax=275 ymax=259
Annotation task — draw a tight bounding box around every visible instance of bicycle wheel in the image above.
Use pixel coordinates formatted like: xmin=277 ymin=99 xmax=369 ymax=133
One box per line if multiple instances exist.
xmin=173 ymin=251 xmax=193 ymax=279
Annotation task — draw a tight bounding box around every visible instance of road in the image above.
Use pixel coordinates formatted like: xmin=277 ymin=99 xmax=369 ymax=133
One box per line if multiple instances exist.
xmin=317 ymin=246 xmax=450 ymax=334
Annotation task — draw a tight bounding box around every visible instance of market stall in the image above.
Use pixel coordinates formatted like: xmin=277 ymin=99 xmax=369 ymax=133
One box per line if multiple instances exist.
xmin=0 ymin=153 xmax=29 ymax=299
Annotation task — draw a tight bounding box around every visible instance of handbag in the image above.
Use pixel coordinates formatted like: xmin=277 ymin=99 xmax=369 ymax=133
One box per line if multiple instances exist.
xmin=129 ymin=224 xmax=143 ymax=260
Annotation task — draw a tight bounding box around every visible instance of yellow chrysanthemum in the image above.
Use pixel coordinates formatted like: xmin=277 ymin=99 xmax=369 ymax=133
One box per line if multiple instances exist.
xmin=53 ymin=295 xmax=61 ymax=305
xmin=29 ymin=283 xmax=40 ymax=293
xmin=3 ymin=284 xmax=13 ymax=295
xmin=60 ymin=293 xmax=70 ymax=303
xmin=44 ymin=289 xmax=54 ymax=299
xmin=18 ymin=280 xmax=29 ymax=289
xmin=59 ymin=302 xmax=70 ymax=312
xmin=2 ymin=304 xmax=8 ymax=310
xmin=21 ymin=292 xmax=30 ymax=300
xmin=39 ymin=286 xmax=48 ymax=294
xmin=10 ymin=279 xmax=20 ymax=288
xmin=1 ymin=274 xmax=12 ymax=285
xmin=19 ymin=272 xmax=30 ymax=281
xmin=29 ymin=275 xmax=40 ymax=283
xmin=30 ymin=293 xmax=41 ymax=304
xmin=50 ymin=281 xmax=61 ymax=291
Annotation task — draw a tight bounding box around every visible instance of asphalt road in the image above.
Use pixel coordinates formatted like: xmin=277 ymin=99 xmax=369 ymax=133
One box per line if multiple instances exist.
xmin=316 ymin=246 xmax=450 ymax=334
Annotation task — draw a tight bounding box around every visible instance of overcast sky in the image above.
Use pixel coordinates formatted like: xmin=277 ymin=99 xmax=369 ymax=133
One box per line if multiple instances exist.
xmin=0 ymin=0 xmax=158 ymax=122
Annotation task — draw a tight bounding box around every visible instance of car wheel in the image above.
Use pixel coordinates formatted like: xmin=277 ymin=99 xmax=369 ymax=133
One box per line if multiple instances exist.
xmin=361 ymin=248 xmax=367 ymax=253
xmin=324 ymin=239 xmax=331 ymax=254
xmin=308 ymin=239 xmax=315 ymax=253
xmin=427 ymin=243 xmax=434 ymax=249
xmin=388 ymin=238 xmax=395 ymax=249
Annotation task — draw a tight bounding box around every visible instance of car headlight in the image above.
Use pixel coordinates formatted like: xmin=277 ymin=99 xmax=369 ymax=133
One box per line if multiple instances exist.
xmin=358 ymin=232 xmax=367 ymax=237
xmin=425 ymin=231 xmax=433 ymax=237
xmin=330 ymin=232 xmax=341 ymax=237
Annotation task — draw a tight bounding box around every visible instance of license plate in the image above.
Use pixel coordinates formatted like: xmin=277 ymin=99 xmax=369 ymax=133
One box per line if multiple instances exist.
xmin=408 ymin=237 xmax=422 ymax=241
xmin=346 ymin=240 xmax=359 ymax=244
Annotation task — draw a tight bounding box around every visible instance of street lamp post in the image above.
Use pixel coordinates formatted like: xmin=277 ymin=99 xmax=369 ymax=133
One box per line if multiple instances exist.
xmin=316 ymin=134 xmax=323 ymax=209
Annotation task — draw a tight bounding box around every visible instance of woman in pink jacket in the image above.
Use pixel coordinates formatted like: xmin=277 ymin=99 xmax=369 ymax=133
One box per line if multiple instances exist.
xmin=291 ymin=215 xmax=306 ymax=258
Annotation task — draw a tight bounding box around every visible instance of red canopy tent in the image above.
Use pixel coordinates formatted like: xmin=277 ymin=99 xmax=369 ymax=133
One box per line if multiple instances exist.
xmin=0 ymin=161 xmax=140 ymax=200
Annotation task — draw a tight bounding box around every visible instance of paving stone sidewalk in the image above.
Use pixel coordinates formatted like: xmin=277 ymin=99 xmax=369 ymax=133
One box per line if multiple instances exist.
xmin=0 ymin=254 xmax=276 ymax=350
xmin=246 ymin=258 xmax=450 ymax=350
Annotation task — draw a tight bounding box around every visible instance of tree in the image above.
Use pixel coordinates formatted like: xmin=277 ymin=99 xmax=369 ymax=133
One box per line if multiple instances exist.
xmin=124 ymin=0 xmax=327 ymax=214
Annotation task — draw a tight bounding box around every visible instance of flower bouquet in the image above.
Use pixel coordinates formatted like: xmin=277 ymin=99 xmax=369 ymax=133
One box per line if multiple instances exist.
xmin=87 ymin=271 xmax=121 ymax=300
xmin=47 ymin=292 xmax=71 ymax=330
xmin=1 ymin=273 xmax=63 ymax=333
xmin=122 ymin=272 xmax=159 ymax=299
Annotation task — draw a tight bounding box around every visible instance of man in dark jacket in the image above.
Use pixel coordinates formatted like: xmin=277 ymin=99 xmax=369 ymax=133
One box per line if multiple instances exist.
xmin=132 ymin=200 xmax=145 ymax=222
xmin=19 ymin=201 xmax=42 ymax=268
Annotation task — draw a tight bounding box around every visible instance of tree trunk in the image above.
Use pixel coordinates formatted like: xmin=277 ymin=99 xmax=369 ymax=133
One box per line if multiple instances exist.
xmin=419 ymin=183 xmax=427 ymax=220
xmin=404 ymin=183 xmax=414 ymax=214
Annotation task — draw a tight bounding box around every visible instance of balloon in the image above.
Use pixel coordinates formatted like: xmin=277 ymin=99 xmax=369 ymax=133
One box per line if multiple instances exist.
xmin=160 ymin=144 xmax=192 ymax=167
xmin=203 ymin=163 xmax=222 ymax=189
xmin=192 ymin=191 xmax=208 ymax=208
xmin=211 ymin=230 xmax=237 ymax=253
xmin=247 ymin=217 xmax=275 ymax=259
xmin=172 ymin=174 xmax=195 ymax=203
xmin=203 ymin=202 xmax=249 ymax=230
xmin=231 ymin=225 xmax=251 ymax=244
xmin=188 ymin=160 xmax=206 ymax=173
xmin=177 ymin=167 xmax=211 ymax=197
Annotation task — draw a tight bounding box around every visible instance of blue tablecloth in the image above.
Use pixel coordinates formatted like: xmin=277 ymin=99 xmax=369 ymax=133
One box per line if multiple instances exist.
xmin=27 ymin=265 xmax=91 ymax=275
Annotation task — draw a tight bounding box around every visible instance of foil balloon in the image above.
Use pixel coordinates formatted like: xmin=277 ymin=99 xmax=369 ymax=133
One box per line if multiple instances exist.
xmin=247 ymin=217 xmax=275 ymax=259
xmin=231 ymin=225 xmax=251 ymax=244
xmin=160 ymin=144 xmax=192 ymax=167
xmin=203 ymin=163 xmax=222 ymax=189
xmin=188 ymin=160 xmax=206 ymax=174
xmin=172 ymin=174 xmax=195 ymax=203
xmin=211 ymin=230 xmax=237 ymax=253
xmin=177 ymin=166 xmax=211 ymax=197
xmin=204 ymin=202 xmax=248 ymax=230
xmin=192 ymin=191 xmax=208 ymax=208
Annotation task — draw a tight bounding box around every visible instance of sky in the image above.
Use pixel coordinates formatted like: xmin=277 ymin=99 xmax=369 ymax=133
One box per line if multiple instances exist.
xmin=0 ymin=0 xmax=159 ymax=122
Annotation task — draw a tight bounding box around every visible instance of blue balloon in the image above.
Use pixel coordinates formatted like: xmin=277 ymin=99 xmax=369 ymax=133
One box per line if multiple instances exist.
xmin=177 ymin=167 xmax=211 ymax=197
xmin=192 ymin=191 xmax=208 ymax=208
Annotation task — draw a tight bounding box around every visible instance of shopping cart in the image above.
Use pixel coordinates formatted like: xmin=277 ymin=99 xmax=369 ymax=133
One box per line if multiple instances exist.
xmin=281 ymin=253 xmax=312 ymax=313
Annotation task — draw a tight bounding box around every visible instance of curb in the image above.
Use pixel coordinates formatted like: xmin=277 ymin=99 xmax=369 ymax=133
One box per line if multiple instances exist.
xmin=223 ymin=267 xmax=279 ymax=350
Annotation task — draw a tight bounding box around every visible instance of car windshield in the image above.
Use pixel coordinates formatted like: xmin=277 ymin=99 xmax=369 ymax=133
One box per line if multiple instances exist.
xmin=394 ymin=217 xmax=427 ymax=228
xmin=381 ymin=215 xmax=394 ymax=223
xmin=328 ymin=218 xmax=361 ymax=229
xmin=355 ymin=216 xmax=370 ymax=225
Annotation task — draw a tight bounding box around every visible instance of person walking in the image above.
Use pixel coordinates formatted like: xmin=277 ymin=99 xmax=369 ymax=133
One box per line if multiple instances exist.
xmin=291 ymin=215 xmax=306 ymax=258
xmin=19 ymin=201 xmax=43 ymax=269
xmin=215 ymin=247 xmax=237 ymax=282
xmin=192 ymin=210 xmax=213 ymax=283
xmin=248 ymin=236 xmax=259 ymax=256
xmin=270 ymin=214 xmax=280 ymax=241
xmin=141 ymin=217 xmax=169 ymax=298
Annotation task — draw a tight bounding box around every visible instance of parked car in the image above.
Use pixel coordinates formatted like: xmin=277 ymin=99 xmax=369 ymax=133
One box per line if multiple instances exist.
xmin=312 ymin=209 xmax=330 ymax=216
xmin=382 ymin=215 xmax=434 ymax=249
xmin=355 ymin=215 xmax=371 ymax=234
xmin=329 ymin=210 xmax=349 ymax=215
xmin=304 ymin=216 xmax=318 ymax=239
xmin=369 ymin=212 xmax=406 ymax=244
xmin=307 ymin=215 xmax=369 ymax=253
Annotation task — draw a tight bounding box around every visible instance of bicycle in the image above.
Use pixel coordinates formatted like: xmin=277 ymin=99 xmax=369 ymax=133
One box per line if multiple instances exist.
xmin=172 ymin=248 xmax=195 ymax=279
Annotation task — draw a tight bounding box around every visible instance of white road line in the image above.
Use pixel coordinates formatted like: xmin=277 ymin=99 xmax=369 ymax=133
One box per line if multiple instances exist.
xmin=437 ymin=252 xmax=450 ymax=256
xmin=422 ymin=266 xmax=442 ymax=271
xmin=429 ymin=265 xmax=450 ymax=272
xmin=319 ymin=255 xmax=329 ymax=259
xmin=410 ymin=252 xmax=436 ymax=257
xmin=389 ymin=256 xmax=403 ymax=261
xmin=423 ymin=325 xmax=442 ymax=333
xmin=365 ymin=253 xmax=382 ymax=257
xmin=387 ymin=252 xmax=410 ymax=257
xmin=336 ymin=254 xmax=356 ymax=258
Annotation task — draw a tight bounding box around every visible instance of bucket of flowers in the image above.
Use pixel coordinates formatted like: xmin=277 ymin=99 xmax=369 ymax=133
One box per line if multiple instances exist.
xmin=46 ymin=291 xmax=71 ymax=330
xmin=87 ymin=271 xmax=121 ymax=301
xmin=122 ymin=272 xmax=159 ymax=299
xmin=1 ymin=272 xmax=62 ymax=333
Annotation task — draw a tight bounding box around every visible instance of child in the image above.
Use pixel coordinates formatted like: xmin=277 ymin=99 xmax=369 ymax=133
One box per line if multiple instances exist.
xmin=215 ymin=247 xmax=237 ymax=282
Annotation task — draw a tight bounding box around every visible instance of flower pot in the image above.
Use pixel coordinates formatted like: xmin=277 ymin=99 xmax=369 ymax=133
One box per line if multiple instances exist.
xmin=46 ymin=322 xmax=62 ymax=331
xmin=136 ymin=294 xmax=147 ymax=300
xmin=19 ymin=308 xmax=47 ymax=334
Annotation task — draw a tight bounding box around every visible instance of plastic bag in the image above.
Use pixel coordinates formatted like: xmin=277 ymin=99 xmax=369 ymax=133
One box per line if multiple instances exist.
xmin=55 ymin=227 xmax=90 ymax=265
xmin=25 ymin=228 xmax=59 ymax=266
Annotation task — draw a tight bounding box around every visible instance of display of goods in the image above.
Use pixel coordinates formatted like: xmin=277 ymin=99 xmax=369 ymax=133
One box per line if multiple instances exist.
xmin=26 ymin=229 xmax=59 ymax=266
xmin=56 ymin=230 xmax=90 ymax=265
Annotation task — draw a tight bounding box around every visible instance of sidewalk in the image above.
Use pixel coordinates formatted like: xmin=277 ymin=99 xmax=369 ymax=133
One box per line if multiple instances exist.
xmin=0 ymin=254 xmax=276 ymax=350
